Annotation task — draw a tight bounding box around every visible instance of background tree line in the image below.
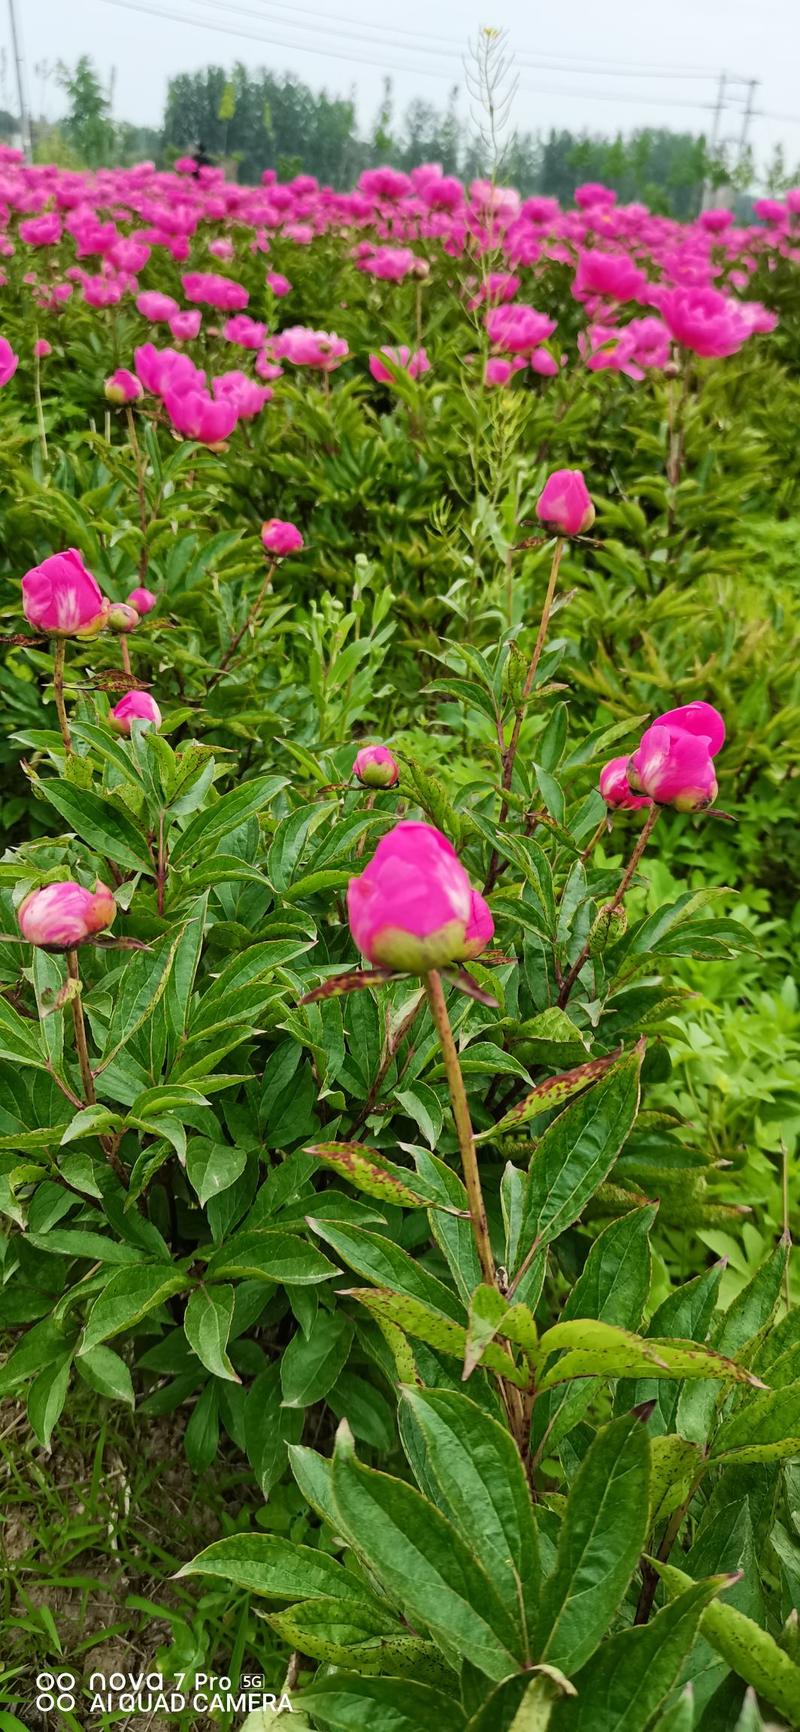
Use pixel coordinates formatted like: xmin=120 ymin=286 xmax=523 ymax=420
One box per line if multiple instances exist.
xmin=9 ymin=54 xmax=800 ymax=215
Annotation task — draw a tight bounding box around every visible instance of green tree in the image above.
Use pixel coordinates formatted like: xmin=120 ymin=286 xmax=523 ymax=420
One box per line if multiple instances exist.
xmin=56 ymin=55 xmax=114 ymax=168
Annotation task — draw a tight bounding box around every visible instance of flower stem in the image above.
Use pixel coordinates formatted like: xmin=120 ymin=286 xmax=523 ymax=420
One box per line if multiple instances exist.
xmin=557 ymin=805 xmax=660 ymax=1008
xmin=484 ymin=535 xmax=565 ymax=894
xmin=120 ymin=637 xmax=132 ymax=677
xmin=424 ymin=969 xmax=495 ymax=1287
xmin=66 ymin=950 xmax=95 ymax=1105
xmin=34 ymin=348 xmax=48 ymax=464
xmin=212 ymin=560 xmax=276 ymax=682
xmin=126 ymin=405 xmax=149 ymax=584
xmin=51 ymin=638 xmax=72 ymax=755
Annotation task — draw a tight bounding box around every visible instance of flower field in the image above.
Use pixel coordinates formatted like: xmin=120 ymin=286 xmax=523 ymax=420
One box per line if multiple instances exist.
xmin=1 ymin=147 xmax=800 ymax=1729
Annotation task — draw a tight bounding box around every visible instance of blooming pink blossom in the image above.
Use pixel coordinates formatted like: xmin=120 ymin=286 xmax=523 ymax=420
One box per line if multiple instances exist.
xmin=181 ymin=271 xmax=249 ymax=311
xmin=224 ymin=313 xmax=267 ymax=350
xmin=22 ymin=549 xmax=108 ymax=638
xmin=134 ymin=343 xmax=204 ymax=399
xmin=353 ymin=744 xmax=399 ymax=788
xmin=0 ymin=335 xmax=19 ymax=386
xmin=163 ymin=387 xmax=237 ymax=445
xmin=484 ymin=356 xmax=525 ymax=387
xmin=17 ymin=880 xmax=116 ymax=949
xmin=19 ymin=212 xmax=62 ymax=247
xmin=261 ymin=519 xmax=304 ymax=556
xmin=169 ymin=309 xmax=202 ymax=341
xmin=136 ymin=290 xmax=179 ymax=323
xmin=660 ymin=286 xmax=776 ymax=359
xmin=368 ymin=345 xmax=430 ymax=384
xmin=627 ymin=702 xmax=725 ymax=811
xmin=485 ymin=303 xmax=556 ymax=355
xmin=573 ymin=250 xmax=646 ymax=303
xmin=109 ymin=691 xmax=162 ymax=733
xmin=536 ymin=469 xmax=595 ymax=536
xmin=266 ymin=271 xmax=292 ymax=296
xmin=212 ymin=371 xmax=272 ymax=418
xmin=347 ymin=820 xmax=490 ymax=972
xmin=272 ymin=325 xmax=348 ymax=371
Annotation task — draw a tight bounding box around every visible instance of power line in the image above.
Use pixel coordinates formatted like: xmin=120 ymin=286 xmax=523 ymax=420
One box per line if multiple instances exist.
xmin=6 ymin=0 xmax=31 ymax=158
xmin=164 ymin=0 xmax=733 ymax=82
xmin=95 ymin=0 xmax=730 ymax=113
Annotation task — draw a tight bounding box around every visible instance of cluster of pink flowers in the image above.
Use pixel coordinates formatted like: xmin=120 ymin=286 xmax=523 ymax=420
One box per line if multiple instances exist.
xmin=601 ymin=701 xmax=726 ymax=813
xmin=20 ymin=547 xmax=162 ymax=720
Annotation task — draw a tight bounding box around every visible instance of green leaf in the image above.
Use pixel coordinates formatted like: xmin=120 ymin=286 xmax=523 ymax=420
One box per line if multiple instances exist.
xmin=395 ymin=1084 xmax=443 ymax=1149
xmin=305 ymin=1141 xmax=435 ymax=1209
xmin=300 ymin=1676 xmax=465 ymax=1732
xmin=517 ymin=1047 xmax=642 ymax=1272
xmin=654 ymin=1560 xmax=800 ymax=1723
xmin=478 ymin=1050 xmax=625 ymax=1142
xmin=265 ymin=1597 xmax=444 ymax=1683
xmin=79 ymin=1266 xmax=187 ymax=1353
xmin=205 ymin=1229 xmax=337 ymax=1286
xmin=549 ymin=1577 xmax=727 ymax=1731
xmin=0 ymin=997 xmax=47 ymax=1069
xmin=178 ymin=1532 xmax=376 ymax=1604
xmin=245 ymin=1364 xmax=302 ymax=1496
xmin=186 ymin=1139 xmax=247 ymax=1207
xmin=280 ymin=1311 xmax=353 ymax=1408
xmin=398 ymin=1388 xmax=540 ymax=1626
xmin=413 ymin=1148 xmax=483 ymax=1306
xmin=308 ymin=1217 xmax=464 ymax=1322
xmin=648 ymin=1434 xmax=704 ymax=1527
xmin=534 ymin=1320 xmax=764 ymax=1392
xmin=170 ymin=774 xmax=287 ymax=866
xmin=464 ymin=1283 xmax=538 ymax=1379
xmin=710 ymin=1380 xmax=800 ymax=1464
xmin=330 ymin=1423 xmax=524 ymax=1680
xmin=184 ymin=1284 xmax=239 ymax=1382
xmin=26 ymin=1228 xmax=144 ymax=1265
xmin=75 ymin=1344 xmax=135 ymax=1406
xmin=677 ymin=1237 xmax=789 ymax=1443
xmin=40 ymin=780 xmax=153 ymax=873
xmin=535 ymin=1412 xmax=650 ymax=1674
xmin=466 ymin=1673 xmax=576 ymax=1732
xmin=345 ymin=1287 xmax=525 ymax=1386
xmin=96 ymin=932 xmax=182 ymax=1073
xmin=27 ymin=1352 xmax=72 ymax=1448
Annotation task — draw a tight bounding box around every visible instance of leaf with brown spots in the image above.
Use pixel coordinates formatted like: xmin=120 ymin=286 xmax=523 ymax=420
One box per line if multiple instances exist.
xmin=305 ymin=1141 xmax=446 ymax=1210
xmin=476 ymin=1046 xmax=626 ymax=1142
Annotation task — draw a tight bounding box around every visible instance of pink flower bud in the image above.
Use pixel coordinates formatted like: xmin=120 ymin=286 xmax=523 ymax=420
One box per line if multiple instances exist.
xmin=105 ymin=368 xmax=143 ymax=404
xmin=347 ymin=820 xmax=480 ymax=974
xmin=536 ymin=469 xmax=595 ymax=536
xmin=599 ymin=756 xmax=652 ymax=811
xmin=461 ymin=889 xmax=495 ymax=960
xmin=0 ymin=335 xmax=19 ymax=387
xmin=109 ymin=691 xmax=162 ymax=733
xmin=34 ymin=338 xmax=52 ymax=358
xmin=127 ymin=586 xmax=157 ymax=614
xmin=18 ymin=879 xmax=116 ymax=949
xmin=353 ymin=745 xmax=399 ymax=789
xmin=261 ymin=519 xmax=304 ymax=556
xmin=627 ymin=702 xmax=725 ymax=812
xmin=107 ymin=602 xmax=140 ymax=634
xmin=22 ymin=548 xmax=108 ymax=638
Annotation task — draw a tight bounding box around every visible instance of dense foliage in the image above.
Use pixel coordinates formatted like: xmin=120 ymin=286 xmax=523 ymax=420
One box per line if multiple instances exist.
xmin=0 ymin=149 xmax=799 ymax=1728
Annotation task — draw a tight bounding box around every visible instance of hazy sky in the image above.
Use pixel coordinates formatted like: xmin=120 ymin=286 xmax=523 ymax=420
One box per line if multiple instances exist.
xmin=9 ymin=0 xmax=800 ymax=174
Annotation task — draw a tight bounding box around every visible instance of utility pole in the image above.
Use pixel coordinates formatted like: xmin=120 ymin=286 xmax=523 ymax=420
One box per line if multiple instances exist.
xmin=702 ymin=70 xmax=727 ymax=209
xmin=736 ymin=78 xmax=758 ymax=178
xmin=7 ymin=0 xmax=30 ymax=160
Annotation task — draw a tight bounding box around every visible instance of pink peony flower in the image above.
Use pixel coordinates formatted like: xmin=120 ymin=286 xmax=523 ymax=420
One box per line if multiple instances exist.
xmin=368 ymin=345 xmax=430 ymax=384
xmin=169 ymin=309 xmax=202 ymax=341
xmin=22 ymin=548 xmax=108 ymax=638
xmin=266 ymin=272 xmax=292 ymax=297
xmin=105 ymin=367 xmax=143 ymax=404
xmin=573 ymin=250 xmax=646 ymax=303
xmin=627 ymin=702 xmax=725 ymax=811
xmin=127 ymin=586 xmax=157 ymax=614
xmin=34 ymin=338 xmax=52 ymax=358
xmin=536 ymin=469 xmax=595 ymax=536
xmin=136 ymin=290 xmax=179 ymax=323
xmin=134 ymin=343 xmax=205 ymax=399
xmin=181 ymin=271 xmax=249 ymax=311
xmin=599 ymin=756 xmax=652 ymax=811
xmin=261 ymin=518 xmax=304 ymax=556
xmin=18 ymin=880 xmax=116 ymax=949
xmin=485 ymin=303 xmax=556 ymax=355
xmin=0 ymin=335 xmax=19 ymax=386
xmin=660 ymin=286 xmax=776 ymax=359
xmin=271 ymin=325 xmax=348 ymax=371
xmin=19 ymin=212 xmax=62 ymax=247
xmin=353 ymin=744 xmax=399 ymax=788
xmin=224 ymin=313 xmax=267 ymax=350
xmin=347 ymin=820 xmax=483 ymax=973
xmin=163 ymin=387 xmax=237 ymax=445
xmin=109 ymin=691 xmax=162 ymax=733
xmin=484 ymin=356 xmax=524 ymax=387
xmin=212 ymin=371 xmax=271 ymax=418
